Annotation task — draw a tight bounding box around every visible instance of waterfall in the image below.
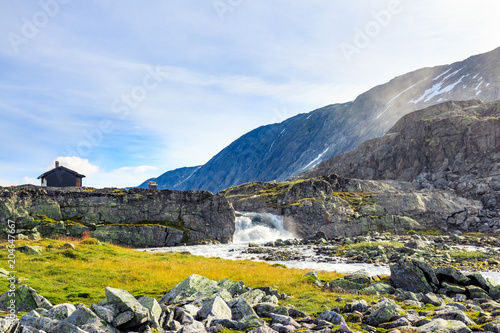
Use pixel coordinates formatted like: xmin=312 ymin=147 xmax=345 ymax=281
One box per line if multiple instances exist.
xmin=233 ymin=212 xmax=294 ymax=243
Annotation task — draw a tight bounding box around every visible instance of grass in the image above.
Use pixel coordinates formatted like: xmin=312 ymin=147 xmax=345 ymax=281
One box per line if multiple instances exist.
xmin=346 ymin=241 xmax=403 ymax=250
xmin=0 ymin=239 xmax=345 ymax=314
xmin=417 ymin=228 xmax=442 ymax=236
xmin=451 ymin=250 xmax=487 ymax=261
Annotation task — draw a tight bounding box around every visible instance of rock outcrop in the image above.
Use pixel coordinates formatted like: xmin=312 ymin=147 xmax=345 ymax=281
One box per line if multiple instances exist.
xmin=0 ymin=186 xmax=235 ymax=247
xmin=299 ymin=100 xmax=500 ymax=233
xmin=220 ymin=174 xmax=483 ymax=238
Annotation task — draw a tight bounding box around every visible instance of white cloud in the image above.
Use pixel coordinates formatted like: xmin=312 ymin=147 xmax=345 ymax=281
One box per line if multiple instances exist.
xmin=87 ymin=165 xmax=158 ymax=188
xmin=45 ymin=157 xmax=157 ymax=188
xmin=48 ymin=157 xmax=101 ymax=176
xmin=22 ymin=177 xmax=38 ymax=185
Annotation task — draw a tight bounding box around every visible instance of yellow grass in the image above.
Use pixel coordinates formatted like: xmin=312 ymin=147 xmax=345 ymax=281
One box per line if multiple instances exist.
xmin=0 ymin=239 xmax=346 ymax=313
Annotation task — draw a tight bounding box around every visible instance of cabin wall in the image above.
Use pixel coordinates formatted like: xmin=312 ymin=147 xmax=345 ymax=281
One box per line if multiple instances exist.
xmin=44 ymin=170 xmax=79 ymax=187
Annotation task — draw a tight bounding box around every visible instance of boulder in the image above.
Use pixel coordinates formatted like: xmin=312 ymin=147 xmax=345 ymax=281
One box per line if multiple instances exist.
xmin=466 ymin=285 xmax=491 ymax=300
xmin=466 ymin=272 xmax=500 ymax=299
xmin=360 ymin=282 xmax=395 ymax=295
xmin=218 ymin=278 xmax=249 ymax=297
xmin=0 ymin=317 xmax=19 ymax=333
xmin=253 ymin=303 xmax=278 ymax=317
xmin=441 ymin=282 xmax=467 ymax=294
xmin=45 ymin=303 xmax=76 ymax=320
xmin=415 ymin=318 xmax=472 ymax=332
xmin=178 ymin=320 xmax=207 ymax=333
xmin=422 ymin=293 xmax=445 ymax=306
xmin=0 ymin=285 xmax=52 ymax=312
xmin=433 ymin=309 xmax=475 ymax=326
xmin=435 ymin=267 xmax=471 ymax=285
xmin=240 ymin=289 xmax=266 ymax=306
xmin=160 ymin=275 xmax=220 ymax=304
xmin=343 ymin=269 xmax=372 ymax=284
xmin=90 ymin=303 xmax=119 ymax=323
xmin=230 ymin=297 xmax=259 ymax=321
xmin=197 ymin=295 xmax=232 ymax=320
xmin=484 ymin=321 xmax=500 ymax=333
xmin=63 ymin=305 xmax=112 ymax=332
xmin=343 ymin=299 xmax=369 ymax=313
xmin=248 ymin=326 xmax=279 ymax=333
xmin=52 ymin=321 xmax=88 ymax=333
xmin=104 ymin=287 xmax=149 ymax=328
xmin=137 ymin=296 xmax=162 ymax=327
xmin=16 ymin=245 xmax=42 ymax=255
xmin=270 ymin=313 xmax=300 ymax=328
xmin=390 ymin=258 xmax=438 ymax=293
xmin=20 ymin=312 xmax=58 ymax=332
xmin=229 ymin=297 xmax=265 ymax=329
xmin=329 ymin=279 xmax=366 ymax=291
xmin=368 ymin=298 xmax=405 ymax=326
xmin=317 ymin=310 xmax=347 ymax=326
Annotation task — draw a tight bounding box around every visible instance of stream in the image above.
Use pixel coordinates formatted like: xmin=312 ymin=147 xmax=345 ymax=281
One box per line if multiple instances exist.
xmin=142 ymin=212 xmax=500 ymax=283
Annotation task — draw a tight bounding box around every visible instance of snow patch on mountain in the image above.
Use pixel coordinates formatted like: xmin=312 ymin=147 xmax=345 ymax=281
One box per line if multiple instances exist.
xmin=410 ymin=67 xmax=465 ymax=104
xmin=302 ymin=147 xmax=330 ymax=170
xmin=377 ymin=83 xmax=419 ymax=119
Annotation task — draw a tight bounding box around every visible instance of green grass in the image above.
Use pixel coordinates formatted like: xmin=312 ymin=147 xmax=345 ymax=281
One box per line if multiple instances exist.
xmin=451 ymin=251 xmax=487 ymax=261
xmin=0 ymin=239 xmax=345 ymax=314
xmin=417 ymin=228 xmax=442 ymax=235
xmin=347 ymin=241 xmax=403 ymax=250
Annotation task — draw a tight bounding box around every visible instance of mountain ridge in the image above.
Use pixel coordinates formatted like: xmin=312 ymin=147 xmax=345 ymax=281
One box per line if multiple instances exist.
xmin=139 ymin=47 xmax=500 ymax=193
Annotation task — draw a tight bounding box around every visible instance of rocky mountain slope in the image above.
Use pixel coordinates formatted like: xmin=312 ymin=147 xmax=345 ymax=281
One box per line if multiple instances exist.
xmin=219 ymin=174 xmax=486 ymax=238
xmin=141 ymin=47 xmax=500 ymax=193
xmin=299 ymin=99 xmax=500 ymax=227
xmin=138 ymin=166 xmax=201 ymax=190
xmin=0 ymin=186 xmax=235 ymax=247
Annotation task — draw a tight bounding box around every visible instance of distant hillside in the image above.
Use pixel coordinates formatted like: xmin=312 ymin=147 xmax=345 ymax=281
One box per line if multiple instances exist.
xmin=138 ymin=166 xmax=201 ymax=189
xmin=141 ymin=47 xmax=500 ymax=193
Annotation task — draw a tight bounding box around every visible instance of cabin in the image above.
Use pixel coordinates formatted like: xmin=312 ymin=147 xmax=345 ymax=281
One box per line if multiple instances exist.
xmin=37 ymin=161 xmax=86 ymax=187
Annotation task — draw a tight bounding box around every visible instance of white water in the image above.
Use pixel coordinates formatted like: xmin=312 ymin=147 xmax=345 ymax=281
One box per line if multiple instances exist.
xmin=141 ymin=212 xmax=500 ymax=284
xmin=233 ymin=212 xmax=294 ymax=243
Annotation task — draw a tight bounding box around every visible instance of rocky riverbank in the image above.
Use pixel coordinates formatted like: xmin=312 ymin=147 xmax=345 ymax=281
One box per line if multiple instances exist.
xmin=1 ymin=264 xmax=500 ymax=333
xmin=240 ymin=232 xmax=500 ymax=272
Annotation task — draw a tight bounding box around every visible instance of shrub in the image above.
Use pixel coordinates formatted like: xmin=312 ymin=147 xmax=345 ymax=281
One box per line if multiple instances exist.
xmin=81 ymin=231 xmax=91 ymax=240
xmin=80 ymin=238 xmax=100 ymax=245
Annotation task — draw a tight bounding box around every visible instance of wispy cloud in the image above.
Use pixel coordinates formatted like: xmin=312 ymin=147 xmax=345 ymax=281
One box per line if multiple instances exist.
xmin=0 ymin=1 xmax=499 ymax=187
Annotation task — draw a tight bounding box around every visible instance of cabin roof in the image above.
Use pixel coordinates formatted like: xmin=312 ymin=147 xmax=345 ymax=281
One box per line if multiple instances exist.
xmin=37 ymin=166 xmax=86 ymax=179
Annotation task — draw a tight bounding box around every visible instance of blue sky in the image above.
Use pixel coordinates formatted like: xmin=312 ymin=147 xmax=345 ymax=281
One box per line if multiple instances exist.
xmin=1 ymin=1 xmax=499 ymax=188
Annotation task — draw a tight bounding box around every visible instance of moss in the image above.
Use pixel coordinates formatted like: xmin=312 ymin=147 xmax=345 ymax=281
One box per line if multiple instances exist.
xmin=111 ymin=189 xmax=127 ymax=195
xmin=418 ymin=228 xmax=441 ymax=235
xmin=33 ymin=214 xmax=59 ymax=223
xmin=331 ymin=192 xmax=376 ymax=212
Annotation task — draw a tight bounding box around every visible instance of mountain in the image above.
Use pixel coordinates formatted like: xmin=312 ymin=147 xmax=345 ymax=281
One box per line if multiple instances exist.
xmin=138 ymin=166 xmax=201 ymax=189
xmin=298 ymin=99 xmax=500 ymax=215
xmin=141 ymin=47 xmax=500 ymax=193
xmin=220 ymin=99 xmax=500 ymax=236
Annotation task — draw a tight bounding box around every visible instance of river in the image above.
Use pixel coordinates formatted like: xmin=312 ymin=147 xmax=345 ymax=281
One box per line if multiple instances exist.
xmin=142 ymin=212 xmax=500 ymax=283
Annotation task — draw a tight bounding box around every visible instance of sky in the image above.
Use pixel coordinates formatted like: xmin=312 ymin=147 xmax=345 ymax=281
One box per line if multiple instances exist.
xmin=1 ymin=1 xmax=499 ymax=188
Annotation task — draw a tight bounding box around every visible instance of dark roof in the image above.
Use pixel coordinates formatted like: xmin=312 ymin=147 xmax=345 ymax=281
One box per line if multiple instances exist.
xmin=37 ymin=166 xmax=86 ymax=179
